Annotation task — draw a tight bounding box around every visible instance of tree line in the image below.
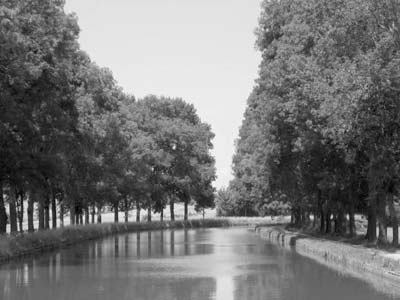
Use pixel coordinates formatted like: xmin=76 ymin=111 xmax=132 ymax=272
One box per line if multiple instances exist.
xmin=0 ymin=0 xmax=216 ymax=233
xmin=220 ymin=0 xmax=400 ymax=245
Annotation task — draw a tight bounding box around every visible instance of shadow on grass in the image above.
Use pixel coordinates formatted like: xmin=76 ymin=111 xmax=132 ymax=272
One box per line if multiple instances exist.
xmin=285 ymin=224 xmax=400 ymax=253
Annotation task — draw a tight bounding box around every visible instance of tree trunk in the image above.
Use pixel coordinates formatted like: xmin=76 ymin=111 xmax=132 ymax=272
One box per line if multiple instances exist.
xmin=388 ymin=193 xmax=398 ymax=247
xmin=51 ymin=192 xmax=57 ymax=229
xmin=366 ymin=199 xmax=377 ymax=243
xmin=170 ymin=198 xmax=175 ymax=221
xmin=17 ymin=191 xmax=24 ymax=233
xmin=147 ymin=205 xmax=151 ymax=222
xmin=325 ymin=210 xmax=331 ymax=234
xmin=114 ymin=202 xmax=119 ymax=223
xmin=393 ymin=216 xmax=399 ymax=248
xmin=377 ymin=192 xmax=388 ymax=244
xmin=325 ymin=191 xmax=333 ymax=234
xmin=294 ymin=208 xmax=301 ymax=227
xmin=38 ymin=193 xmax=45 ymax=230
xmin=69 ymin=200 xmax=75 ymax=225
xmin=136 ymin=199 xmax=140 ymax=222
xmin=97 ymin=204 xmax=102 ymax=224
xmin=302 ymin=209 xmax=309 ymax=225
xmin=44 ymin=197 xmax=50 ymax=229
xmin=336 ymin=203 xmax=345 ymax=236
xmin=124 ymin=197 xmax=129 ymax=223
xmin=59 ymin=201 xmax=64 ymax=228
xmin=0 ymin=181 xmax=7 ymax=234
xmin=333 ymin=213 xmax=338 ymax=233
xmin=320 ymin=207 xmax=325 ymax=234
xmin=91 ymin=204 xmax=95 ymax=224
xmin=160 ymin=208 xmax=164 ymax=222
xmin=85 ymin=206 xmax=89 ymax=224
xmin=9 ymin=185 xmax=18 ymax=234
xmin=184 ymin=198 xmax=188 ymax=221
xmin=79 ymin=213 xmax=83 ymax=225
xmin=28 ymin=191 xmax=34 ymax=232
xmin=348 ymin=188 xmax=356 ymax=237
xmin=312 ymin=208 xmax=317 ymax=228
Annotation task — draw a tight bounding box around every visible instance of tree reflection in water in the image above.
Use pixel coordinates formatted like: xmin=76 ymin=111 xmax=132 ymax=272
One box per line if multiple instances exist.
xmin=0 ymin=228 xmax=396 ymax=300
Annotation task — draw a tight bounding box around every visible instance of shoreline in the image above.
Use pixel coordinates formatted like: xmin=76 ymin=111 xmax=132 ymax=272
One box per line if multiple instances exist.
xmin=0 ymin=217 xmax=285 ymax=264
xmin=257 ymin=226 xmax=400 ymax=298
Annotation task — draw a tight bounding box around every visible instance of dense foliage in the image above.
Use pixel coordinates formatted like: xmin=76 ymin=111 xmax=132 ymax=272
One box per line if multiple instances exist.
xmin=0 ymin=0 xmax=215 ymax=233
xmin=225 ymin=0 xmax=400 ymax=245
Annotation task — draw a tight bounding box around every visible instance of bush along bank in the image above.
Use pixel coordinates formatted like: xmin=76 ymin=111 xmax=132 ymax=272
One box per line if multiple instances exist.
xmin=0 ymin=217 xmax=287 ymax=264
xmin=257 ymin=226 xmax=400 ymax=298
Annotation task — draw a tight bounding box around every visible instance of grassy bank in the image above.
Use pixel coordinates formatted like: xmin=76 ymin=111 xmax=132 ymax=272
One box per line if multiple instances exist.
xmin=0 ymin=217 xmax=287 ymax=263
xmin=258 ymin=226 xmax=400 ymax=298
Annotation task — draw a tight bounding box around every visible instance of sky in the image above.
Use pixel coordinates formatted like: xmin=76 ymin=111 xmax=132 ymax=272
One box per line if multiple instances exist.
xmin=64 ymin=0 xmax=262 ymax=189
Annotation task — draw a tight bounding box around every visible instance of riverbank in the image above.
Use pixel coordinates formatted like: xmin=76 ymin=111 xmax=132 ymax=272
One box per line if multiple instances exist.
xmin=0 ymin=217 xmax=287 ymax=264
xmin=257 ymin=226 xmax=400 ymax=298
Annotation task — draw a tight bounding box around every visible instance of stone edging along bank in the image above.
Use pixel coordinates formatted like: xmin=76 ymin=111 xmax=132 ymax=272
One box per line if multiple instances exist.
xmin=257 ymin=226 xmax=400 ymax=298
xmin=0 ymin=217 xmax=284 ymax=264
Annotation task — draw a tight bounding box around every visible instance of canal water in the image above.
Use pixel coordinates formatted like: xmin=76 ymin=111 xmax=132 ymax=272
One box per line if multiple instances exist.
xmin=0 ymin=227 xmax=395 ymax=300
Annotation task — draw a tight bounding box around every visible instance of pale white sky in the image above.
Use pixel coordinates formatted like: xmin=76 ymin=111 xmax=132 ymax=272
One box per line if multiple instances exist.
xmin=65 ymin=0 xmax=261 ymax=189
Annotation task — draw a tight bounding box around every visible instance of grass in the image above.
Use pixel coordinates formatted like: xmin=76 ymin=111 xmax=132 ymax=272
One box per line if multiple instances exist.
xmin=258 ymin=225 xmax=400 ymax=298
xmin=0 ymin=216 xmax=288 ymax=263
xmin=285 ymin=218 xmax=400 ymax=251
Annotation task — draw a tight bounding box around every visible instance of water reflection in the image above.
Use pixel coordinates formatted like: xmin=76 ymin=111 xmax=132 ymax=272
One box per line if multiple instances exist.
xmin=147 ymin=231 xmax=151 ymax=256
xmin=0 ymin=227 xmax=397 ymax=300
xmin=170 ymin=230 xmax=174 ymax=256
xmin=184 ymin=229 xmax=189 ymax=255
xmin=136 ymin=232 xmax=140 ymax=257
xmin=124 ymin=235 xmax=129 ymax=257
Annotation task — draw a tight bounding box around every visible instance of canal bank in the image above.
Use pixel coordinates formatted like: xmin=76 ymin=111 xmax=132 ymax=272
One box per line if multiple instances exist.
xmin=257 ymin=226 xmax=400 ymax=298
xmin=0 ymin=217 xmax=285 ymax=264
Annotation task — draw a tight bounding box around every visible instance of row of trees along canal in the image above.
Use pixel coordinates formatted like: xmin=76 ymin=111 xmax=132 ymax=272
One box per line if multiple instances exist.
xmin=217 ymin=0 xmax=400 ymax=246
xmin=0 ymin=0 xmax=216 ymax=233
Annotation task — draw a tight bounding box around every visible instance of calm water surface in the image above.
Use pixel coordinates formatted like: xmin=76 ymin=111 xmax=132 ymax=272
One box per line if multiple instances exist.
xmin=0 ymin=227 xmax=395 ymax=300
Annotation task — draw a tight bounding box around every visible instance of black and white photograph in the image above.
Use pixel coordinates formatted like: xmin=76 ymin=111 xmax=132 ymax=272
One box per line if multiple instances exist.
xmin=0 ymin=0 xmax=400 ymax=299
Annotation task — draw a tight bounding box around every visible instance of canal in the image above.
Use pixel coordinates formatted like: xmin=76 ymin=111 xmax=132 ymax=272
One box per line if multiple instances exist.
xmin=0 ymin=227 xmax=395 ymax=300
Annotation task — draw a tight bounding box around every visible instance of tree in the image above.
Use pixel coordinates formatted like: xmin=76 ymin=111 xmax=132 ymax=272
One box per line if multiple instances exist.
xmin=225 ymin=0 xmax=400 ymax=247
xmin=127 ymin=96 xmax=216 ymax=221
xmin=0 ymin=0 xmax=216 ymax=233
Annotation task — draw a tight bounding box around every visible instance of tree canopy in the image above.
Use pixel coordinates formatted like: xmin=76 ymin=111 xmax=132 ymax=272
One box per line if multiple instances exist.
xmin=224 ymin=0 xmax=400 ymax=245
xmin=0 ymin=0 xmax=216 ymax=233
